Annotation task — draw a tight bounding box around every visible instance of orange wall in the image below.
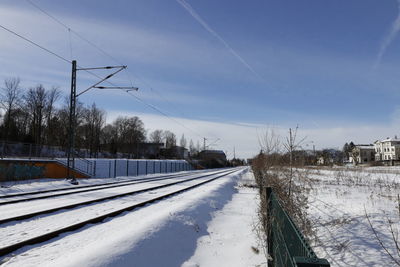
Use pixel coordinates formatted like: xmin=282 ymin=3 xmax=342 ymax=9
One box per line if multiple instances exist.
xmin=0 ymin=160 xmax=88 ymax=181
xmin=38 ymin=162 xmax=88 ymax=179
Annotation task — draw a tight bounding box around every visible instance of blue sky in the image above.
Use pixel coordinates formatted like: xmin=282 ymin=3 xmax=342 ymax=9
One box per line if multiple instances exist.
xmin=1 ymin=0 xmax=400 ymax=158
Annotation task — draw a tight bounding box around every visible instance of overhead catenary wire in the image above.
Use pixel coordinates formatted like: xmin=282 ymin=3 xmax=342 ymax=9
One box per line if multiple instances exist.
xmin=125 ymin=90 xmax=204 ymax=139
xmin=0 ymin=23 xmax=71 ymax=64
xmin=3 ymin=2 xmax=217 ymax=145
xmin=25 ymin=0 xmax=190 ymax=120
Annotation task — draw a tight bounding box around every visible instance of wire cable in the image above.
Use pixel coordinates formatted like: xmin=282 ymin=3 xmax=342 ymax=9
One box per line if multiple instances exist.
xmin=0 ymin=23 xmax=71 ymax=64
xmin=17 ymin=1 xmax=215 ymax=143
xmin=26 ymin=0 xmax=189 ymax=119
xmin=126 ymin=90 xmax=204 ymax=139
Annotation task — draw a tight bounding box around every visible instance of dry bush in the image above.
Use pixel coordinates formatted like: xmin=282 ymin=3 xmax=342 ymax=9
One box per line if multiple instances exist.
xmin=365 ymin=198 xmax=400 ymax=266
xmin=253 ymin=127 xmax=313 ymax=246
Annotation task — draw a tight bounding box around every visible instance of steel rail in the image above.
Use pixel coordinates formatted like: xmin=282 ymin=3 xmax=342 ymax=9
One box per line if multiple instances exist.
xmin=0 ymin=169 xmax=237 ymax=224
xmin=0 ymin=170 xmax=226 ymax=206
xmin=0 ymin=168 xmax=241 ymax=257
xmin=0 ymin=171 xmax=202 ymax=199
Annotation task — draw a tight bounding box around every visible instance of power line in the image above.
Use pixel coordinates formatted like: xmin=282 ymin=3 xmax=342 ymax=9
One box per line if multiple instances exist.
xmin=26 ymin=0 xmax=188 ymax=119
xmin=6 ymin=1 xmax=213 ymax=143
xmin=76 ymin=66 xmax=206 ymax=139
xmin=126 ymin=90 xmax=204 ymax=139
xmin=0 ymin=23 xmax=71 ymax=64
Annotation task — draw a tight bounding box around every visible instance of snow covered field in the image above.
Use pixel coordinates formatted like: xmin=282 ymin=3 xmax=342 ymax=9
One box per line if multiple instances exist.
xmin=305 ymin=167 xmax=400 ymax=266
xmin=0 ymin=168 xmax=266 ymax=267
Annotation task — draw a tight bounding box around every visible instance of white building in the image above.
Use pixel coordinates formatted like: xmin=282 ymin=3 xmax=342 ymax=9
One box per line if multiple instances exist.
xmin=350 ymin=145 xmax=375 ymax=164
xmin=374 ymin=138 xmax=400 ymax=161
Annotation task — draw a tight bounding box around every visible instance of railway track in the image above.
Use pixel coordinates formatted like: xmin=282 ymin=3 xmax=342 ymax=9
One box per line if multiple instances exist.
xmin=0 ymin=169 xmax=224 ymax=205
xmin=0 ymin=169 xmax=231 ymax=224
xmin=0 ymin=167 xmax=242 ymax=258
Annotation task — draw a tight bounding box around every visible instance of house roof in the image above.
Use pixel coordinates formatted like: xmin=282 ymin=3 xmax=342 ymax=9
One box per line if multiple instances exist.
xmin=375 ymin=138 xmax=400 ymax=144
xmin=355 ymin=144 xmax=374 ymax=149
xmin=200 ymin=150 xmax=225 ymax=155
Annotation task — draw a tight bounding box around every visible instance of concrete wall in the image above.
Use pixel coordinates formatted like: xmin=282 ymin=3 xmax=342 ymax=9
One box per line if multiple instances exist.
xmin=56 ymin=158 xmax=193 ymax=178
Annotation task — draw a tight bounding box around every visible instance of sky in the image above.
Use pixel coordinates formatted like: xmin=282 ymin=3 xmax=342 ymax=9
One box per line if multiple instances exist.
xmin=1 ymin=0 xmax=400 ymax=159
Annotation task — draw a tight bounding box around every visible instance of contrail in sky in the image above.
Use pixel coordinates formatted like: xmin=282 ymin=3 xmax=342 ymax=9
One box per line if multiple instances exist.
xmin=176 ymin=0 xmax=264 ymax=81
xmin=374 ymin=0 xmax=400 ymax=69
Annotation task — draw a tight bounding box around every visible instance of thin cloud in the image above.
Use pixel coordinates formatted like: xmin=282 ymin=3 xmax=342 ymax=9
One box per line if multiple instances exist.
xmin=374 ymin=0 xmax=400 ymax=69
xmin=176 ymin=0 xmax=264 ymax=81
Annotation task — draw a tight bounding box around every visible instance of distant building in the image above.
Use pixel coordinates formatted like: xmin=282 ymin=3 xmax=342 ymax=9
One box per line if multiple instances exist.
xmin=138 ymin=142 xmax=164 ymax=159
xmin=374 ymin=138 xmax=400 ymax=161
xmin=350 ymin=144 xmax=375 ymax=164
xmin=317 ymin=149 xmax=343 ymax=165
xmin=316 ymin=156 xmax=326 ymax=165
xmin=198 ymin=150 xmax=227 ymax=162
xmin=160 ymin=145 xmax=188 ymax=159
xmin=172 ymin=146 xmax=189 ymax=159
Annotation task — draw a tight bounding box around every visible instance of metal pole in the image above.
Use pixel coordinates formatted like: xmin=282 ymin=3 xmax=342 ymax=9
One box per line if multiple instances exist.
xmin=114 ymin=159 xmax=117 ymax=178
xmin=67 ymin=60 xmax=77 ymax=180
xmin=1 ymin=140 xmax=4 ymax=159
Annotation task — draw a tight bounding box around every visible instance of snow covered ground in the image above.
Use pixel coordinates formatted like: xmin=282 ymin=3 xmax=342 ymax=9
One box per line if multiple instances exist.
xmin=0 ymin=167 xmax=266 ymax=267
xmin=304 ymin=167 xmax=400 ymax=266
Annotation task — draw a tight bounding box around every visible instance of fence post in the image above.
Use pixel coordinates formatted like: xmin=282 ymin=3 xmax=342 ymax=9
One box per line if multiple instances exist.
xmin=127 ymin=159 xmax=129 ymax=176
xmin=265 ymin=187 xmax=273 ymax=267
xmin=136 ymin=160 xmax=139 ymax=176
xmin=2 ymin=140 xmax=5 ymax=158
xmin=108 ymin=160 xmax=111 ymax=177
xmin=93 ymin=161 xmax=96 ymax=178
xmin=145 ymin=161 xmax=148 ymax=175
xmin=114 ymin=159 xmax=117 ymax=178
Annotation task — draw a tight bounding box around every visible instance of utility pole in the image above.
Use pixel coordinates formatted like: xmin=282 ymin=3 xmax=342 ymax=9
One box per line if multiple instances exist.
xmin=66 ymin=60 xmax=137 ymax=184
xmin=288 ymin=128 xmax=293 ymax=197
xmin=66 ymin=60 xmax=77 ymax=181
xmin=203 ymin=137 xmax=206 ymax=151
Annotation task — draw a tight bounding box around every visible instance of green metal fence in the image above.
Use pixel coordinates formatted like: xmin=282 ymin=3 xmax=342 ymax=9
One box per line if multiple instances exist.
xmin=265 ymin=187 xmax=330 ymax=267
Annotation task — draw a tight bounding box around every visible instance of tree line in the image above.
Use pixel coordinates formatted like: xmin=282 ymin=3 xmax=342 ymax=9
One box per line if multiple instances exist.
xmin=0 ymin=77 xmax=202 ymax=158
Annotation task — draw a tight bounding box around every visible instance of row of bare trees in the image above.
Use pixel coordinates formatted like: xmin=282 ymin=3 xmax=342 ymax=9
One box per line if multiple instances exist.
xmin=0 ymin=78 xmax=63 ymax=145
xmin=0 ymin=77 xmax=200 ymax=158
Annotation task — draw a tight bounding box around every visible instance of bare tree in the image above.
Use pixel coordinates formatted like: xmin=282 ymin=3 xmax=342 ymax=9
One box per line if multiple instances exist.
xmin=283 ymin=126 xmax=306 ymax=196
xmin=164 ymin=130 xmax=176 ymax=149
xmin=189 ymin=139 xmax=196 ymax=155
xmin=180 ymin=134 xmax=187 ymax=148
xmin=149 ymin=129 xmax=164 ymax=144
xmin=0 ymin=77 xmax=22 ymax=140
xmin=112 ymin=116 xmax=146 ymax=156
xmin=82 ymin=103 xmax=105 ymax=157
xmin=24 ymin=85 xmax=48 ymax=145
xmin=44 ymin=86 xmax=61 ymax=144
